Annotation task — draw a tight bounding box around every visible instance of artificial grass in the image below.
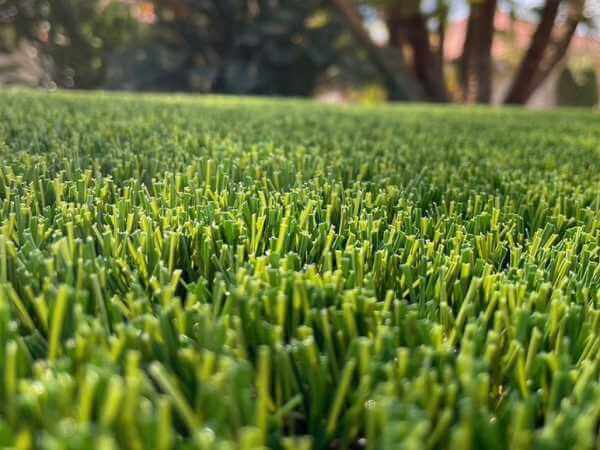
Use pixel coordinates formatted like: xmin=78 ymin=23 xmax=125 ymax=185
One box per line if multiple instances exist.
xmin=0 ymin=90 xmax=599 ymax=450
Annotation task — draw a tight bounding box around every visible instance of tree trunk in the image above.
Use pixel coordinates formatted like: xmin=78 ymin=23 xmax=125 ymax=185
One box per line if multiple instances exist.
xmin=387 ymin=8 xmax=448 ymax=102
xmin=460 ymin=0 xmax=497 ymax=103
xmin=504 ymin=0 xmax=560 ymax=104
xmin=525 ymin=8 xmax=583 ymax=101
xmin=506 ymin=0 xmax=585 ymax=105
xmin=435 ymin=4 xmax=448 ymax=78
xmin=329 ymin=0 xmax=414 ymax=101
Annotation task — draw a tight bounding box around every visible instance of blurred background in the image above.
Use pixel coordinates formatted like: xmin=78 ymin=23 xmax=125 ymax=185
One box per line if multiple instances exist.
xmin=0 ymin=0 xmax=598 ymax=108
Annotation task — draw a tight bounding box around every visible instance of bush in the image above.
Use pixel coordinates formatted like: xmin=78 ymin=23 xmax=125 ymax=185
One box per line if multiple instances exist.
xmin=557 ymin=66 xmax=599 ymax=107
xmin=107 ymin=1 xmax=346 ymax=96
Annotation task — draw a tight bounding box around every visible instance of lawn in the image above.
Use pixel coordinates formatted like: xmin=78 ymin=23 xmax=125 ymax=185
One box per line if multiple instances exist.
xmin=0 ymin=90 xmax=599 ymax=450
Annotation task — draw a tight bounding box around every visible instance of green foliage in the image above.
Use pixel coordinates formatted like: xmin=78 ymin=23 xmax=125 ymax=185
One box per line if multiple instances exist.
xmin=557 ymin=66 xmax=599 ymax=107
xmin=107 ymin=0 xmax=345 ymax=96
xmin=0 ymin=0 xmax=137 ymax=88
xmin=0 ymin=91 xmax=599 ymax=449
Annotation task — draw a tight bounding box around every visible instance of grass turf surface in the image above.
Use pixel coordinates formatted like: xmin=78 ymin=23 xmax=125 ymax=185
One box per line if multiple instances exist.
xmin=0 ymin=90 xmax=599 ymax=450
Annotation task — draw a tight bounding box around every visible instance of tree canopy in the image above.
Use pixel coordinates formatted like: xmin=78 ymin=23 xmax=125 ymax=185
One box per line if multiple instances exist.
xmin=0 ymin=0 xmax=595 ymax=104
